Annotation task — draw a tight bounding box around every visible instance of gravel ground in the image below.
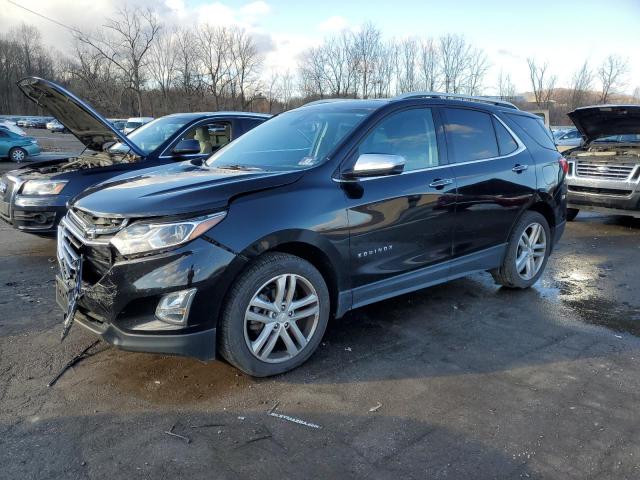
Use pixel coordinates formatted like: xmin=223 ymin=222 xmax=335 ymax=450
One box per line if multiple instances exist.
xmin=1 ymin=131 xmax=640 ymax=479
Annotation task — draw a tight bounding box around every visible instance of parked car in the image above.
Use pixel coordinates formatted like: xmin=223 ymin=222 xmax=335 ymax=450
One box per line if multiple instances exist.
xmin=0 ymin=127 xmax=40 ymax=162
xmin=16 ymin=118 xmax=36 ymax=128
xmin=46 ymin=119 xmax=68 ymax=133
xmin=123 ymin=117 xmax=154 ymax=134
xmin=0 ymin=77 xmax=270 ymax=234
xmin=554 ymin=128 xmax=582 ymax=149
xmin=0 ymin=120 xmax=27 ymax=137
xmin=55 ymin=92 xmax=568 ymax=377
xmin=564 ymin=105 xmax=640 ymax=220
xmin=108 ymin=118 xmax=127 ymax=132
xmin=32 ymin=117 xmax=50 ymax=129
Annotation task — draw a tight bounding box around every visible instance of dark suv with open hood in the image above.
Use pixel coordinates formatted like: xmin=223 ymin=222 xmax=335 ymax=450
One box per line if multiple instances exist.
xmin=564 ymin=105 xmax=640 ymax=220
xmin=0 ymin=77 xmax=270 ymax=234
xmin=56 ymin=93 xmax=568 ymax=377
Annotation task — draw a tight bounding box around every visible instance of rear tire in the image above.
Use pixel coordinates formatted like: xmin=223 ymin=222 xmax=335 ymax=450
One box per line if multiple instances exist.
xmin=491 ymin=211 xmax=551 ymax=289
xmin=566 ymin=208 xmax=579 ymax=221
xmin=218 ymin=252 xmax=330 ymax=377
xmin=9 ymin=147 xmax=27 ymax=163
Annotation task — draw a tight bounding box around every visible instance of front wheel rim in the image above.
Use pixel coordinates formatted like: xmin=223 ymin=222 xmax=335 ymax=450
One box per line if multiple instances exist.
xmin=12 ymin=149 xmax=25 ymax=161
xmin=516 ymin=222 xmax=547 ymax=280
xmin=243 ymin=273 xmax=320 ymax=364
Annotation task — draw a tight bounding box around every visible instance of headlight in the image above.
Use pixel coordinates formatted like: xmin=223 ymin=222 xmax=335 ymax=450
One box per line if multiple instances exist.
xmin=110 ymin=212 xmax=226 ymax=255
xmin=21 ymin=180 xmax=67 ymax=195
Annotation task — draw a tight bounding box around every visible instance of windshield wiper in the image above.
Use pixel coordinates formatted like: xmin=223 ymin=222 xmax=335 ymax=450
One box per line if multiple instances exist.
xmin=216 ymin=164 xmax=263 ymax=171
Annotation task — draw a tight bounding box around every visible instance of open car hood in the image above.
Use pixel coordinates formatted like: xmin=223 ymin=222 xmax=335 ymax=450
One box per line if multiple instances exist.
xmin=568 ymin=105 xmax=640 ymax=143
xmin=17 ymin=77 xmax=144 ymax=156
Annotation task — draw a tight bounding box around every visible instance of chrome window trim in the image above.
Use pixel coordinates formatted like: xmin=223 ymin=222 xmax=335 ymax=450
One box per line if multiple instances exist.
xmin=334 ymin=113 xmax=527 ymax=183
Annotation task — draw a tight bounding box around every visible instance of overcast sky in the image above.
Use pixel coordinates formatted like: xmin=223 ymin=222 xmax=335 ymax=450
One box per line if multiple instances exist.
xmin=3 ymin=0 xmax=640 ymax=95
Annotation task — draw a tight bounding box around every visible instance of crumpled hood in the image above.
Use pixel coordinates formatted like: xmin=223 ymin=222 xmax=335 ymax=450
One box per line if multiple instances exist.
xmin=17 ymin=77 xmax=143 ymax=155
xmin=568 ymin=105 xmax=640 ymax=143
xmin=73 ymin=161 xmax=303 ymax=218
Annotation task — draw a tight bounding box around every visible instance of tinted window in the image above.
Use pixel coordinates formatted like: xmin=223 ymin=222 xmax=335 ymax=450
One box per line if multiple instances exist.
xmin=493 ymin=118 xmax=518 ymax=155
xmin=508 ymin=114 xmax=557 ymax=150
xmin=444 ymin=108 xmax=498 ymax=162
xmin=241 ymin=118 xmax=265 ymax=134
xmin=358 ymin=108 xmax=439 ymax=171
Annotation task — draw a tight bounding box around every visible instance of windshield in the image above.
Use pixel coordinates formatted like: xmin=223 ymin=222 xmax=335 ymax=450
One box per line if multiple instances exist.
xmin=206 ymin=106 xmax=373 ymax=171
xmin=110 ymin=116 xmax=191 ymax=155
xmin=593 ymin=134 xmax=640 ymax=143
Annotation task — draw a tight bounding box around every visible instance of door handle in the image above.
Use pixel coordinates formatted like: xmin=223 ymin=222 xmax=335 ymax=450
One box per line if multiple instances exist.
xmin=512 ymin=164 xmax=528 ymax=173
xmin=429 ymin=178 xmax=453 ymax=189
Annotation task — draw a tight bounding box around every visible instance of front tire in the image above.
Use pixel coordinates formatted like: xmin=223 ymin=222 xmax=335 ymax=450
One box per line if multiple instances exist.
xmin=566 ymin=208 xmax=579 ymax=221
xmin=9 ymin=147 xmax=27 ymax=162
xmin=491 ymin=211 xmax=551 ymax=289
xmin=219 ymin=252 xmax=330 ymax=377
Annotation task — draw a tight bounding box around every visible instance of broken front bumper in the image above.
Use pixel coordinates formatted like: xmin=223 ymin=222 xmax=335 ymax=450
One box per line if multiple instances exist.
xmin=56 ymin=231 xmax=246 ymax=361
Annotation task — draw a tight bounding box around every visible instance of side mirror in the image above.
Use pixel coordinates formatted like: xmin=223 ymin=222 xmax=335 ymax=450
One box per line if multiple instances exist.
xmin=344 ymin=153 xmax=405 ymax=179
xmin=172 ymin=139 xmax=202 ymax=156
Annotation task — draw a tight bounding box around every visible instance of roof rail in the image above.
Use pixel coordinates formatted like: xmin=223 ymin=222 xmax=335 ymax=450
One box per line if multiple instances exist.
xmin=301 ymin=98 xmax=354 ymax=107
xmin=394 ymin=91 xmax=519 ymax=110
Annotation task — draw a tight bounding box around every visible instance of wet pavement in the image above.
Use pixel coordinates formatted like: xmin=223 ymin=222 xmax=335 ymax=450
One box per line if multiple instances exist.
xmin=1 ymin=209 xmax=640 ymax=479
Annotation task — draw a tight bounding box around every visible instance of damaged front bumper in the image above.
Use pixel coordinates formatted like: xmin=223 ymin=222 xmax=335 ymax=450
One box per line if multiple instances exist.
xmin=56 ymin=222 xmax=245 ymax=361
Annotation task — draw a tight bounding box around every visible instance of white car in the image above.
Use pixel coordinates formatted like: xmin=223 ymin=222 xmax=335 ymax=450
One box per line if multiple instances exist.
xmin=555 ymin=128 xmax=582 ymax=148
xmin=0 ymin=120 xmax=26 ymax=136
xmin=123 ymin=117 xmax=154 ymax=135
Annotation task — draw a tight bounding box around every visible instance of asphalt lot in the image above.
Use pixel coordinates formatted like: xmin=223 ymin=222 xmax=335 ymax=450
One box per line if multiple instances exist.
xmin=1 ymin=131 xmax=640 ymax=479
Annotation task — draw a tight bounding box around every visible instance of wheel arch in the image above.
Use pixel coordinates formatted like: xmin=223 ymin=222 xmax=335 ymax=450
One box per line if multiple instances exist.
xmin=236 ymin=229 xmax=349 ymax=319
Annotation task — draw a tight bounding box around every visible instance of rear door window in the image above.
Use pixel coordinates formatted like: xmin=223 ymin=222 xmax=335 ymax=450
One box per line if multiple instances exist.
xmin=508 ymin=114 xmax=557 ymax=150
xmin=443 ymin=108 xmax=499 ymax=162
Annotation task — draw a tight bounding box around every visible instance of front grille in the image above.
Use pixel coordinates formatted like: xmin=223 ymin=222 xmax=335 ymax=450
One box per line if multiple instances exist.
xmin=58 ymin=210 xmax=127 ymax=284
xmin=568 ymin=186 xmax=633 ymax=197
xmin=575 ymin=161 xmax=636 ymax=181
xmin=57 ymin=222 xmax=82 ymax=280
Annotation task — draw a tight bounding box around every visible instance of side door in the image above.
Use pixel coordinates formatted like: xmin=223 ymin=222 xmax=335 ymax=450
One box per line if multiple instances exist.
xmin=341 ymin=107 xmax=457 ymax=306
xmin=440 ymin=107 xmax=536 ymax=259
xmin=0 ymin=130 xmax=9 ymax=157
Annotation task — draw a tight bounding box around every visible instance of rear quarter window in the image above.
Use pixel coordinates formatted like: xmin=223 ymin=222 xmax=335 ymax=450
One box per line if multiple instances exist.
xmin=508 ymin=114 xmax=556 ymax=150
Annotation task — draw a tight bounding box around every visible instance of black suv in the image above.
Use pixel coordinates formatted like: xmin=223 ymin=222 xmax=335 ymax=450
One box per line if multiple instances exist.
xmin=56 ymin=93 xmax=568 ymax=376
xmin=0 ymin=77 xmax=269 ymax=234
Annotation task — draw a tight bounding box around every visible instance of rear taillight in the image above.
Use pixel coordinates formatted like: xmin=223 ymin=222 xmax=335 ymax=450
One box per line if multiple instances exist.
xmin=558 ymin=157 xmax=569 ymax=174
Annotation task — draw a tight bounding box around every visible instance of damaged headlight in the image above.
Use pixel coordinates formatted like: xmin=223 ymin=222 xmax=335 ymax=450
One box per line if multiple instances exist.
xmin=21 ymin=180 xmax=67 ymax=195
xmin=110 ymin=212 xmax=226 ymax=256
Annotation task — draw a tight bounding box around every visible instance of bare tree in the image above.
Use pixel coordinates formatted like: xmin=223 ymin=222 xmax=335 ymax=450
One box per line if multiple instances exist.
xmin=569 ymin=60 xmax=594 ymax=109
xmin=464 ymin=48 xmax=489 ymax=95
xmin=228 ymin=27 xmax=263 ymax=109
xmin=148 ymin=28 xmax=177 ymax=112
xmin=197 ymin=24 xmax=234 ymax=109
xmin=351 ymin=22 xmax=383 ymax=98
xmin=527 ymin=58 xmax=557 ymax=108
xmin=598 ymin=54 xmax=628 ymax=103
xmin=418 ymin=38 xmax=440 ymax=91
xmin=395 ymin=37 xmax=419 ymax=93
xmin=439 ymin=34 xmax=471 ymax=93
xmin=264 ymin=69 xmax=280 ymax=113
xmin=279 ymin=70 xmax=294 ymax=109
xmin=497 ymin=70 xmax=517 ymax=101
xmin=75 ymin=6 xmax=161 ymax=116
xmin=633 ymin=86 xmax=640 ymax=103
